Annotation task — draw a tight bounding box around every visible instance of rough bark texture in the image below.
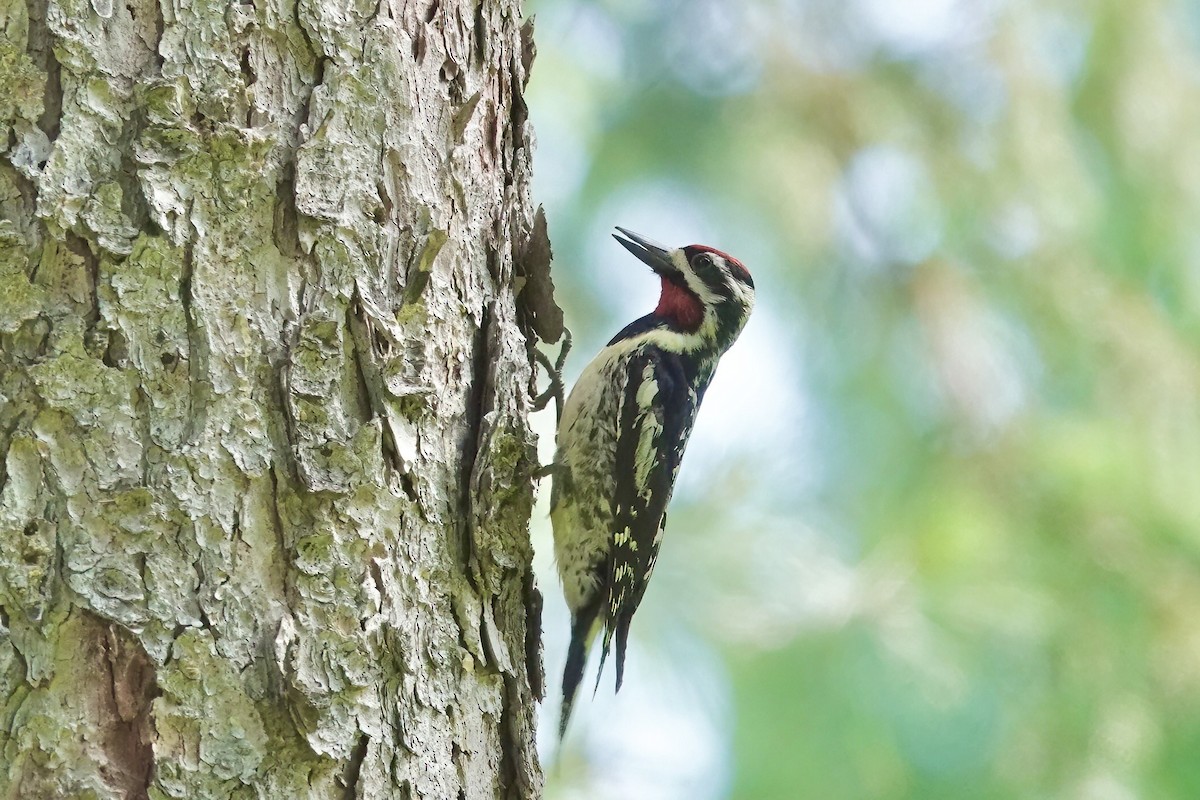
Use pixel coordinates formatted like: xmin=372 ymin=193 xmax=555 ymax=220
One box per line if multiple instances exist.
xmin=0 ymin=0 xmax=557 ymax=796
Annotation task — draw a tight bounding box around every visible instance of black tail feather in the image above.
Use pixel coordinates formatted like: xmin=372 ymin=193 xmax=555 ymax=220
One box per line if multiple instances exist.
xmin=593 ymin=634 xmax=611 ymax=698
xmin=614 ymin=616 xmax=631 ymax=692
xmin=559 ymin=597 xmax=602 ymax=739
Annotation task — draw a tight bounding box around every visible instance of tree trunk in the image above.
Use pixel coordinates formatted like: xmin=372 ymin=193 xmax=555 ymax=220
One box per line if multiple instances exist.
xmin=0 ymin=0 xmax=558 ymax=796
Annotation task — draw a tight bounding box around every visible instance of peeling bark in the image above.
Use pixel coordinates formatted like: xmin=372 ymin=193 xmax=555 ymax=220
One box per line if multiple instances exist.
xmin=0 ymin=0 xmax=554 ymax=796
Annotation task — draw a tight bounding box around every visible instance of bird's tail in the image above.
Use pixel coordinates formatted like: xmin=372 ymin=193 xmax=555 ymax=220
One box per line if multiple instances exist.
xmin=593 ymin=611 xmax=634 ymax=694
xmin=559 ymin=599 xmax=602 ymax=740
xmin=614 ymin=616 xmax=631 ymax=691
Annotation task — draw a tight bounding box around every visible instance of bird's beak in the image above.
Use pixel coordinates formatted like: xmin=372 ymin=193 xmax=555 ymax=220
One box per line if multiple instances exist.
xmin=613 ymin=227 xmax=679 ymax=278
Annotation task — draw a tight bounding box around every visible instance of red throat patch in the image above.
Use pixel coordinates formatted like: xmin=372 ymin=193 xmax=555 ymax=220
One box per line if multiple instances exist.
xmin=655 ymin=278 xmax=704 ymax=331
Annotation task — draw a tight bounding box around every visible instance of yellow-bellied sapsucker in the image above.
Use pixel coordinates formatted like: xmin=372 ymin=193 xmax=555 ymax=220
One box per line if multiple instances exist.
xmin=551 ymin=227 xmax=755 ymax=736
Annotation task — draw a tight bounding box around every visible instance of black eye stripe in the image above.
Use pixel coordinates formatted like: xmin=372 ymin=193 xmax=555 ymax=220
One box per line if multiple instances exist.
xmin=727 ymin=263 xmax=753 ymax=287
xmin=690 ymin=256 xmax=756 ymax=295
xmin=683 ymin=244 xmax=753 ymax=288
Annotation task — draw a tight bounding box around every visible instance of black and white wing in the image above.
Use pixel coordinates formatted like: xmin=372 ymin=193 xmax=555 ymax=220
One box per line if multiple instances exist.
xmin=598 ymin=347 xmax=699 ymax=690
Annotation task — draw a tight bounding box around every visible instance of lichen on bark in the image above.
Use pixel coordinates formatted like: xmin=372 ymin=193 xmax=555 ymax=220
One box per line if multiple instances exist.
xmin=0 ymin=0 xmax=554 ymax=797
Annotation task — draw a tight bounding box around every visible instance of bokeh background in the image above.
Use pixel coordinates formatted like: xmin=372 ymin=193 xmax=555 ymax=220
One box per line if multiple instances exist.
xmin=523 ymin=1 xmax=1200 ymax=797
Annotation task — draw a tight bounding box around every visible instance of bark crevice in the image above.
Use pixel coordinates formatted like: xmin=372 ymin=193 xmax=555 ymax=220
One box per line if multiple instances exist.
xmin=456 ymin=304 xmax=494 ymax=574
xmin=178 ymin=240 xmax=209 ymax=442
xmin=88 ymin=612 xmax=159 ymax=800
xmin=25 ymin=0 xmax=62 ymax=143
xmin=341 ymin=732 xmax=369 ymax=800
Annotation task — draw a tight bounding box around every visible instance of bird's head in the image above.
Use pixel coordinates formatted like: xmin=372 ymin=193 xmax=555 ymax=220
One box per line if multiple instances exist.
xmin=613 ymin=226 xmax=755 ymax=351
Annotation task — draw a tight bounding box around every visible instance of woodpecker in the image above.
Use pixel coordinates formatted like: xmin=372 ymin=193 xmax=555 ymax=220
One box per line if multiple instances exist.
xmin=552 ymin=227 xmax=755 ymax=737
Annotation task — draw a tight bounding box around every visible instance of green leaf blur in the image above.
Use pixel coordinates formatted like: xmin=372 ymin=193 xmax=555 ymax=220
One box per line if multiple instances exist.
xmin=527 ymin=1 xmax=1200 ymax=797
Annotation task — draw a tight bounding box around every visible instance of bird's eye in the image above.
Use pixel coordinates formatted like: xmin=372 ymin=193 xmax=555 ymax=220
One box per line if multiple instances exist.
xmin=693 ymin=253 xmax=713 ymax=268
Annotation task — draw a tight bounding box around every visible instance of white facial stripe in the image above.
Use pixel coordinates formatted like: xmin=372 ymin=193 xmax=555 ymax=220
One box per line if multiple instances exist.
xmin=671 ymin=249 xmax=723 ymax=307
xmin=673 ymin=250 xmax=755 ymax=303
xmin=734 ymin=283 xmax=755 ymax=315
xmin=717 ymin=255 xmax=754 ymax=291
xmin=714 ymin=256 xmax=754 ymax=311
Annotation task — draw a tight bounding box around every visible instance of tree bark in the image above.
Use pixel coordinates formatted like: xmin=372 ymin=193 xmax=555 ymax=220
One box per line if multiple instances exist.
xmin=0 ymin=0 xmax=557 ymax=797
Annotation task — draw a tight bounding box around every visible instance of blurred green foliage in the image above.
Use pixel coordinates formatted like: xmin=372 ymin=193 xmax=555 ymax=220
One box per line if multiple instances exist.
xmin=526 ymin=1 xmax=1200 ymax=797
